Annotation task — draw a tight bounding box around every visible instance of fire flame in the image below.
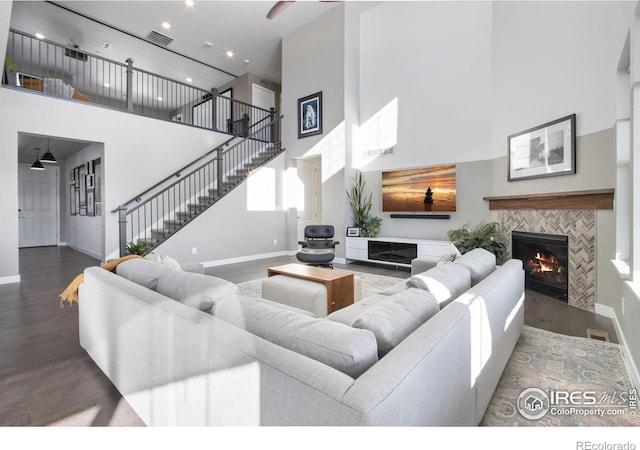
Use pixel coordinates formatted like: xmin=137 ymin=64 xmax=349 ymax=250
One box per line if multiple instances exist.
xmin=527 ymin=251 xmax=562 ymax=274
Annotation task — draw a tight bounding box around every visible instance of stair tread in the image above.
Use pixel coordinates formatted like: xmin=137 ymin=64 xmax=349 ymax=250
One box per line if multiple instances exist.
xmin=125 ymin=142 xmax=284 ymax=254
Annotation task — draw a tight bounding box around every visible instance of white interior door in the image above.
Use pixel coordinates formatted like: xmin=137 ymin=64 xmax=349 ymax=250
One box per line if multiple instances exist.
xmin=296 ymin=157 xmax=321 ymax=242
xmin=18 ymin=164 xmax=59 ymax=247
xmin=252 ymin=83 xmax=276 ymax=111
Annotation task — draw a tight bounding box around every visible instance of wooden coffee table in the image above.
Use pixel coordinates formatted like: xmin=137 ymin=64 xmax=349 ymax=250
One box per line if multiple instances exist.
xmin=266 ymin=263 xmax=354 ymax=314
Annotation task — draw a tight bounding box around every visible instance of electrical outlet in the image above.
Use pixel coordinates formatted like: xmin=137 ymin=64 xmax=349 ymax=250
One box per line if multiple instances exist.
xmin=192 ymin=247 xmax=197 ymax=255
xmin=273 ymin=239 xmax=277 ymax=246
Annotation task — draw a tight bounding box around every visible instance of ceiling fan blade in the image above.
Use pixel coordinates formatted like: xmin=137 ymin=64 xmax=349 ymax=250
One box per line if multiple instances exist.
xmin=267 ymin=1 xmax=295 ymax=19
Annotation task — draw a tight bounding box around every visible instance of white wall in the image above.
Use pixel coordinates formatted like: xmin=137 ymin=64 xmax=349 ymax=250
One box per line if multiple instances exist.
xmin=282 ymin=5 xmax=348 ymax=256
xmin=0 ymin=87 xmax=259 ymax=279
xmin=491 ymin=1 xmax=634 ymax=158
xmin=358 ymin=1 xmax=494 ymax=170
xmin=153 ymin=156 xmax=288 ymax=265
xmin=63 ymin=142 xmax=104 ymax=259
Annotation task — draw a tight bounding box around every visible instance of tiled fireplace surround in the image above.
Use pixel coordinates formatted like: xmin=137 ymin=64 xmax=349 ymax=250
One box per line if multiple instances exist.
xmin=485 ymin=189 xmax=614 ymax=312
xmin=497 ymin=209 xmax=595 ymax=311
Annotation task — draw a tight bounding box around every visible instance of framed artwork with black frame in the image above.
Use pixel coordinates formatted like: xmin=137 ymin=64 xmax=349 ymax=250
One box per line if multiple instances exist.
xmin=93 ymin=157 xmax=102 ymax=216
xmin=508 ymin=114 xmax=576 ymax=181
xmin=298 ymin=91 xmax=322 ymax=138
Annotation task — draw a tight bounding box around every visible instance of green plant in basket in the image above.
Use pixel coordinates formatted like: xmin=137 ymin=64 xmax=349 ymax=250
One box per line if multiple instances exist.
xmin=447 ymin=221 xmax=505 ymax=260
xmin=125 ymin=240 xmax=151 ymax=256
xmin=361 ymin=215 xmax=382 ymax=237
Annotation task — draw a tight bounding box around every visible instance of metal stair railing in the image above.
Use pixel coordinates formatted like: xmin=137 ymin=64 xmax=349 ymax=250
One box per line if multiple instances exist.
xmin=4 ymin=28 xmax=273 ymax=137
xmin=114 ymin=115 xmax=284 ymax=256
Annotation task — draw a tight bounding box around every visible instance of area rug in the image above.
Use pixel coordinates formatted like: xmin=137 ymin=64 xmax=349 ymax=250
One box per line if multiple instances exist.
xmin=481 ymin=325 xmax=639 ymax=426
xmin=236 ymin=270 xmax=404 ymax=300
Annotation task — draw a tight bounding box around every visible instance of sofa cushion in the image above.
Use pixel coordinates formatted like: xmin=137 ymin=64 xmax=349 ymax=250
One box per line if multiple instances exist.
xmin=350 ymin=288 xmax=439 ymax=357
xmin=453 ymin=248 xmax=496 ymax=285
xmin=326 ymin=294 xmax=389 ymax=325
xmin=378 ymin=280 xmax=408 ymax=296
xmin=156 ymin=270 xmax=239 ymax=311
xmin=116 ymin=258 xmax=171 ymax=290
xmin=212 ymin=294 xmax=378 ymax=378
xmin=406 ymin=263 xmax=471 ymax=308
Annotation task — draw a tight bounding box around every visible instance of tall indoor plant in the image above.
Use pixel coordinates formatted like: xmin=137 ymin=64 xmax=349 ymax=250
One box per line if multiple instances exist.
xmin=346 ymin=170 xmax=372 ymax=227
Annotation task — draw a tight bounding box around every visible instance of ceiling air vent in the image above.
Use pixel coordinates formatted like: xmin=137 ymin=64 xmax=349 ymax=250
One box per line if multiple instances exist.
xmin=64 ymin=48 xmax=88 ymax=62
xmin=147 ymin=30 xmax=174 ymax=47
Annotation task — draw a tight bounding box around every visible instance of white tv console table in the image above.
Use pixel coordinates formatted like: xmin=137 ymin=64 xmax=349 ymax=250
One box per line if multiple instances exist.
xmin=345 ymin=236 xmax=450 ymax=268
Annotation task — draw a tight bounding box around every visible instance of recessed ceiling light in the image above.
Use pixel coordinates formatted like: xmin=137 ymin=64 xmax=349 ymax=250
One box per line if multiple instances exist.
xmin=226 ymin=50 xmax=234 ymax=58
xmin=244 ymin=59 xmax=250 ymax=65
xmin=162 ymin=22 xmax=171 ymax=30
xmin=186 ymin=77 xmax=193 ymax=83
xmin=204 ymin=41 xmax=213 ymax=47
xmin=35 ymin=32 xmax=45 ymax=40
xmin=185 ymin=0 xmax=194 ymax=6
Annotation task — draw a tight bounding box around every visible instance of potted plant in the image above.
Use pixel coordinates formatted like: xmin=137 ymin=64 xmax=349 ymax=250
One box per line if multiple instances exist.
xmin=3 ymin=57 xmax=16 ymax=85
xmin=346 ymin=170 xmax=372 ymax=227
xmin=125 ymin=240 xmax=150 ymax=256
xmin=361 ymin=215 xmax=382 ymax=237
xmin=448 ymin=221 xmax=505 ymax=260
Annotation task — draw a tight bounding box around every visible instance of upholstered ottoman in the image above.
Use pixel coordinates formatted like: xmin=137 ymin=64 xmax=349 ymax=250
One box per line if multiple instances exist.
xmin=261 ymin=274 xmax=362 ymax=317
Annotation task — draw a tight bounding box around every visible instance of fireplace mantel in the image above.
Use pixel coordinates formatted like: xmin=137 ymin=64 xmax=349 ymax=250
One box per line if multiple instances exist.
xmin=483 ymin=189 xmax=614 ymax=211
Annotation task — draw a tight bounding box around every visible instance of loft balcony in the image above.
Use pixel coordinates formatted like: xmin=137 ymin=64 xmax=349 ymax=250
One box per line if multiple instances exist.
xmin=3 ymin=28 xmax=276 ymax=142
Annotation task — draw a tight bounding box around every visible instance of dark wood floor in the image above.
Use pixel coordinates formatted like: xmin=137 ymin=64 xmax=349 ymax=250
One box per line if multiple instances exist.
xmin=0 ymin=246 xmax=618 ymax=426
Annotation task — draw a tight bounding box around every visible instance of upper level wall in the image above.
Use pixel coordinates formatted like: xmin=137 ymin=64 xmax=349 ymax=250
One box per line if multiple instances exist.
xmin=0 ymin=88 xmax=236 ymax=278
xmin=358 ymin=1 xmax=493 ymax=171
xmin=491 ymin=1 xmax=634 ymax=159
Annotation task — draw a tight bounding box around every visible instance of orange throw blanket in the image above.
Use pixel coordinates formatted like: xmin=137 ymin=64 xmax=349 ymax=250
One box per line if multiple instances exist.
xmin=59 ymin=254 xmax=144 ymax=307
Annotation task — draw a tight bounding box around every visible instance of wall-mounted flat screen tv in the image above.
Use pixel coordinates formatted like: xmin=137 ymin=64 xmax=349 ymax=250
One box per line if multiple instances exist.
xmin=382 ymin=164 xmax=457 ymax=212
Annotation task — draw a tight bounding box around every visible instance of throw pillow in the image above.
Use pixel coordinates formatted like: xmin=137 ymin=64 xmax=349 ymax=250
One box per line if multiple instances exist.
xmin=157 ymin=253 xmax=182 ymax=271
xmin=437 ymin=244 xmax=462 ymax=266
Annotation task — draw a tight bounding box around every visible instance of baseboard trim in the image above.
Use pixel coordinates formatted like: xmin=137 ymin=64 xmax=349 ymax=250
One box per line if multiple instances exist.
xmin=595 ymin=303 xmax=640 ymax=392
xmin=62 ymin=243 xmax=103 ymax=261
xmin=202 ymin=251 xmax=290 ymax=268
xmin=0 ymin=274 xmax=21 ymax=285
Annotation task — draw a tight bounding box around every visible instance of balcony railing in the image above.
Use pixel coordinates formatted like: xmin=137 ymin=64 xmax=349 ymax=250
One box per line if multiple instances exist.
xmin=3 ymin=29 xmax=275 ymax=139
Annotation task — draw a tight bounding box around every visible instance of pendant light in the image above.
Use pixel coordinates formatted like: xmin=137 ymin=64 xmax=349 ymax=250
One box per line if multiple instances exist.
xmin=41 ymin=138 xmax=57 ymax=164
xmin=30 ymin=148 xmax=45 ymax=171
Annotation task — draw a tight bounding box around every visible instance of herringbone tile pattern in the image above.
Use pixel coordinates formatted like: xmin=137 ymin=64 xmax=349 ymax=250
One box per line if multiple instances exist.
xmin=497 ymin=209 xmax=596 ymax=311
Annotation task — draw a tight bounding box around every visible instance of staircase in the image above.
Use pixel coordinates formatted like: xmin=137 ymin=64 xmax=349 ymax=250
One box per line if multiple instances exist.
xmin=115 ymin=116 xmax=284 ymax=256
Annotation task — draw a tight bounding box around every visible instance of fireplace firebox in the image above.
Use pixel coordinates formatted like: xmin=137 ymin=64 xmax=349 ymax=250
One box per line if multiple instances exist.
xmin=512 ymin=231 xmax=569 ymax=302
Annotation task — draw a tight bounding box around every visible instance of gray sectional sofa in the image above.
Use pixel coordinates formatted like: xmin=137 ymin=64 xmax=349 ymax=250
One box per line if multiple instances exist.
xmin=78 ymin=248 xmax=524 ymax=426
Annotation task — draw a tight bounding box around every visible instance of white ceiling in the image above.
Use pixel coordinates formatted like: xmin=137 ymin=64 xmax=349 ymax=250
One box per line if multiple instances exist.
xmin=17 ymin=133 xmax=95 ymax=165
xmin=10 ymin=0 xmax=381 ymax=163
xmin=10 ymin=0 xmax=345 ymax=90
